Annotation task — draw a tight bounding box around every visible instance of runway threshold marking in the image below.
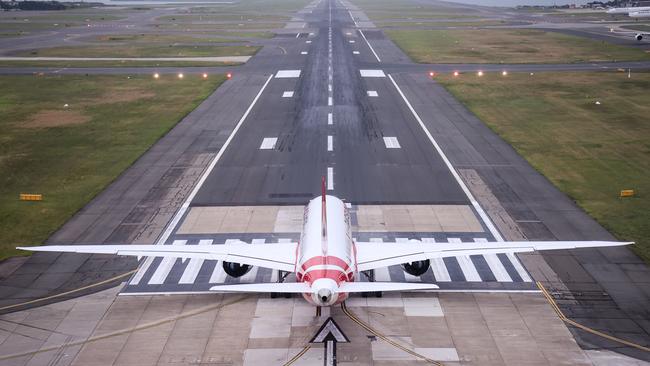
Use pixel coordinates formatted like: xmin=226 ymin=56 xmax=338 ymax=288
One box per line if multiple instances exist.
xmin=276 ymin=70 xmax=301 ymax=78
xmin=367 ymin=90 xmax=378 ymax=97
xmin=359 ymin=69 xmax=385 ymax=78
xmin=387 ymin=74 xmax=504 ymax=241
xmin=260 ymin=137 xmax=278 ymax=150
xmin=382 ymin=136 xmax=400 ymax=149
xmin=282 ymin=91 xmax=294 ymax=98
xmin=131 ymin=75 xmax=276 ymax=286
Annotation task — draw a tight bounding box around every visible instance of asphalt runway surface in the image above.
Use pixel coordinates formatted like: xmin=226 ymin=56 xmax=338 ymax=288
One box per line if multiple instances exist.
xmin=0 ymin=0 xmax=648 ymax=363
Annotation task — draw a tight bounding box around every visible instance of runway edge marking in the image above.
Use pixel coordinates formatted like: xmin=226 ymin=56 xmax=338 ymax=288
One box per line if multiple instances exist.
xmin=387 ymin=74 xmax=504 ymax=242
xmin=157 ymin=74 xmax=274 ymax=245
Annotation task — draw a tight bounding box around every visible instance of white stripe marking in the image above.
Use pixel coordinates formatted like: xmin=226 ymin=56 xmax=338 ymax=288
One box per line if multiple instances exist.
xmin=301 ymin=51 xmax=308 ymax=55
xmin=130 ymin=257 xmax=154 ymax=285
xmin=260 ymin=137 xmax=278 ymax=150
xmin=179 ymin=240 xmax=212 ymax=284
xmin=367 ymin=90 xmax=378 ymax=97
xmin=306 ymin=40 xmax=312 ymax=43
xmin=507 ymin=253 xmax=532 ymax=282
xmin=353 ymin=51 xmax=360 ymax=55
xmin=275 ymin=70 xmax=301 ymax=78
xmin=328 ymin=96 xmax=333 ymax=106
xmin=150 ymin=74 xmax=274 ymax=259
xmin=209 ymin=239 xmax=240 ymax=284
xmin=359 ymin=69 xmax=385 ymax=78
xmin=383 ymin=136 xmax=401 ymax=149
xmin=148 ymin=240 xmax=186 ymax=285
xmin=282 ymin=91 xmax=294 ymax=98
xmin=456 ymin=255 xmax=482 ymax=282
xmin=484 ymin=254 xmax=513 ymax=282
xmin=388 ymin=74 xmax=504 ymax=241
xmin=349 ymin=40 xmax=355 ymax=43
xmin=327 ymin=113 xmax=333 ymax=125
xmin=327 ymin=167 xmax=334 ymax=190
xmin=327 ymin=135 xmax=333 ymax=151
xmin=359 ymin=30 xmax=381 ymax=62
xmin=328 ymin=84 xmax=332 ymax=92
xmin=422 ymin=238 xmax=451 ymax=282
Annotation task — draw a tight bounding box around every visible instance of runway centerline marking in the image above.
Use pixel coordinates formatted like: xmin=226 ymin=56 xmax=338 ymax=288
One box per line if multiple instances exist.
xmin=367 ymin=90 xmax=378 ymax=97
xmin=301 ymin=51 xmax=308 ymax=55
xmin=328 ymin=113 xmax=333 ymax=125
xmin=353 ymin=51 xmax=360 ymax=55
xmin=260 ymin=137 xmax=278 ymax=150
xmin=327 ymin=135 xmax=333 ymax=151
xmin=387 ymin=74 xmax=504 ymax=241
xmin=327 ymin=167 xmax=334 ymax=190
xmin=143 ymin=74 xmax=274 ymax=271
xmin=328 ymin=96 xmax=333 ymax=106
xmin=282 ymin=91 xmax=294 ymax=98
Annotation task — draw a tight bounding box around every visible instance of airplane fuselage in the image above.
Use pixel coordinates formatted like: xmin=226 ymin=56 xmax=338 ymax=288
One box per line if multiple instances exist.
xmin=295 ymin=195 xmax=355 ymax=306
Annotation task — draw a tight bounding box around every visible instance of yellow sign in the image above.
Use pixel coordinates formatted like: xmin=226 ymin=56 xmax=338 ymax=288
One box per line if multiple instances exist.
xmin=620 ymin=190 xmax=635 ymax=198
xmin=19 ymin=193 xmax=42 ymax=201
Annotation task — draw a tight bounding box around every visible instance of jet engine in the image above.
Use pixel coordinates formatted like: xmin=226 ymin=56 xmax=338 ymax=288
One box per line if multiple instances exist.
xmin=401 ymin=260 xmax=430 ymax=277
xmin=636 ymin=33 xmax=644 ymax=41
xmin=222 ymin=261 xmax=253 ymax=278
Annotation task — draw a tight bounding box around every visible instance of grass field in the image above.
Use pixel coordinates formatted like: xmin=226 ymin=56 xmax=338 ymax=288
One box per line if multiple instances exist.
xmin=0 ymin=60 xmax=241 ymax=67
xmin=385 ymin=29 xmax=650 ymax=63
xmin=94 ymin=32 xmax=273 ymax=43
xmin=15 ymin=45 xmax=260 ymax=58
xmin=0 ymin=74 xmax=225 ymax=260
xmin=376 ymin=20 xmax=509 ymax=28
xmin=350 ymin=0 xmax=482 ymax=20
xmin=155 ymin=22 xmax=283 ymax=30
xmin=437 ymin=71 xmax=650 ymax=262
xmin=621 ymin=24 xmax=650 ymax=32
xmin=157 ymin=14 xmax=288 ymax=22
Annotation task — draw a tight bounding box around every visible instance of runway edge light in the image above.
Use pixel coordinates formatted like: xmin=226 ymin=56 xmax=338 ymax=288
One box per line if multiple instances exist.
xmin=227 ymin=72 xmax=233 ymax=79
xmin=620 ymin=189 xmax=635 ymax=198
xmin=20 ymin=193 xmax=42 ymax=201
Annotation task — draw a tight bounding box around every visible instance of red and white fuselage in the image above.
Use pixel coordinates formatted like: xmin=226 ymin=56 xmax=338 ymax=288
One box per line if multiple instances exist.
xmin=295 ymin=195 xmax=356 ymax=306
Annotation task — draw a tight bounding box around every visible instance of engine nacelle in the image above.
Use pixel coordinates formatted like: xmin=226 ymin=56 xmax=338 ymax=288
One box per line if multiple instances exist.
xmin=222 ymin=261 xmax=252 ymax=278
xmin=401 ymin=260 xmax=430 ymax=277
xmin=636 ymin=33 xmax=644 ymax=41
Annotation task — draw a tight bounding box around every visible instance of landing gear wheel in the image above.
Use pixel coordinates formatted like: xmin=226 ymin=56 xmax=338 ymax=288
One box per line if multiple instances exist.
xmin=375 ymin=291 xmax=383 ymax=298
xmin=283 ymin=292 xmax=292 ymax=298
xmin=271 ymin=292 xmax=278 ymax=299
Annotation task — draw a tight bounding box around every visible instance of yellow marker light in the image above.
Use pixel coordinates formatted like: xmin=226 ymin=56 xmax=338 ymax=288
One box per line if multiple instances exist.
xmin=620 ymin=190 xmax=635 ymax=197
xmin=19 ymin=193 xmax=43 ymax=201
xmin=178 ymin=73 xmax=184 ymax=79
xmin=477 ymin=71 xmax=484 ymax=77
xmin=153 ymin=73 xmax=160 ymax=79
xmin=202 ymin=73 xmax=208 ymax=79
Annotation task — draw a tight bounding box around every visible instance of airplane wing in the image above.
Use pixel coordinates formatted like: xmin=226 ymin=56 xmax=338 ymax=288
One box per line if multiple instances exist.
xmin=354 ymin=240 xmax=631 ymax=272
xmin=210 ymin=281 xmax=438 ymax=293
xmin=18 ymin=242 xmax=297 ymax=272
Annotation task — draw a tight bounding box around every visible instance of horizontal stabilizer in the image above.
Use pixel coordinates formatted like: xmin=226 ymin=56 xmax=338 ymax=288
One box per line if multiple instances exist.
xmin=210 ymin=282 xmax=310 ymax=293
xmin=338 ymin=282 xmax=438 ymax=293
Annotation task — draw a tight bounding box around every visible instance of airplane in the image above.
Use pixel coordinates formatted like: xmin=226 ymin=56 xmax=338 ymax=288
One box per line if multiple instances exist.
xmin=606 ymin=6 xmax=650 ymax=15
xmin=19 ymin=179 xmax=630 ymax=307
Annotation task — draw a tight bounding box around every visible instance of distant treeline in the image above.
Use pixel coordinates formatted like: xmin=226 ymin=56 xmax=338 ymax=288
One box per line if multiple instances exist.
xmin=0 ymin=1 xmax=102 ymax=11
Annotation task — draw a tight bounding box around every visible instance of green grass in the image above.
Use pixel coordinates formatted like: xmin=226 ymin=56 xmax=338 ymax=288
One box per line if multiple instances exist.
xmin=385 ymin=29 xmax=650 ymax=64
xmin=437 ymin=71 xmax=650 ymax=263
xmin=349 ymin=0 xmax=481 ymax=20
xmin=2 ymin=14 xmax=124 ymax=22
xmin=15 ymin=45 xmax=260 ymax=58
xmin=376 ymin=20 xmax=509 ymax=28
xmin=156 ymin=14 xmax=288 ymax=22
xmin=154 ymin=22 xmax=283 ymax=30
xmin=0 ymin=74 xmax=225 ymax=260
xmin=0 ymin=60 xmax=241 ymax=67
xmin=93 ymin=34 xmax=238 ymax=43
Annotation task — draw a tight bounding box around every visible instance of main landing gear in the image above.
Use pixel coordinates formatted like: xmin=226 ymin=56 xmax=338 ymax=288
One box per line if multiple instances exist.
xmin=361 ymin=270 xmax=382 ymax=298
xmin=271 ymin=270 xmax=293 ymax=299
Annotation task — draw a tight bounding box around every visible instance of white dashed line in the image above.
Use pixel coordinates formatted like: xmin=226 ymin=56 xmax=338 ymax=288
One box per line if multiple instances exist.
xmin=327 ymin=167 xmax=334 ymax=190
xmin=353 ymin=51 xmax=360 ymax=55
xmin=275 ymin=70 xmax=301 ymax=78
xmin=367 ymin=90 xmax=378 ymax=97
xmin=328 ymin=113 xmax=333 ymax=125
xmin=328 ymin=96 xmax=333 ymax=106
xmin=306 ymin=40 xmax=312 ymax=43
xmin=383 ymin=136 xmax=401 ymax=149
xmin=327 ymin=135 xmax=333 ymax=151
xmin=301 ymin=51 xmax=308 ymax=55
xmin=360 ymin=69 xmax=385 ymax=78
xmin=328 ymin=84 xmax=332 ymax=92
xmin=282 ymin=91 xmax=294 ymax=98
xmin=260 ymin=137 xmax=278 ymax=150
xmin=349 ymin=40 xmax=355 ymax=43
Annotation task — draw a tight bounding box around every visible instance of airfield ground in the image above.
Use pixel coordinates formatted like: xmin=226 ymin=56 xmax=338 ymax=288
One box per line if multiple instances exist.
xmin=0 ymin=74 xmax=224 ymax=259
xmin=386 ymin=29 xmax=650 ymax=64
xmin=0 ymin=0 xmax=648 ymax=364
xmin=438 ymin=71 xmax=650 ymax=263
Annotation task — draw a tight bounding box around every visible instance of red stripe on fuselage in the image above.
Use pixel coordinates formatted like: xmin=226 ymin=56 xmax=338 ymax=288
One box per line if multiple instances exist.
xmin=300 ymin=256 xmax=350 ymax=272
